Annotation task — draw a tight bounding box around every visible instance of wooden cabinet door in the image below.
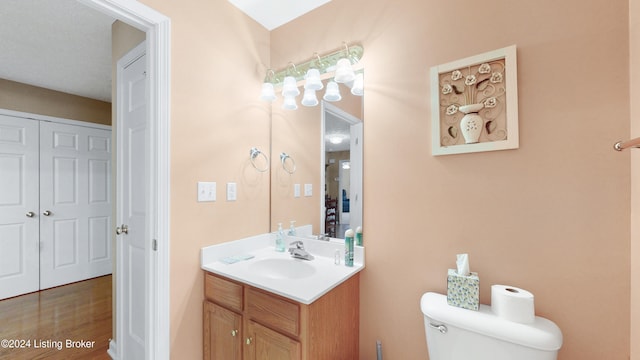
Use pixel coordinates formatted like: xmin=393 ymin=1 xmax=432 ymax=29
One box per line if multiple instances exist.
xmin=246 ymin=320 xmax=300 ymax=360
xmin=204 ymin=301 xmax=242 ymax=360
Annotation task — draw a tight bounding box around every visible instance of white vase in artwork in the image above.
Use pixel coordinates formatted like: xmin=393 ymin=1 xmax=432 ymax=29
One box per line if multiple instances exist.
xmin=458 ymin=103 xmax=484 ymax=144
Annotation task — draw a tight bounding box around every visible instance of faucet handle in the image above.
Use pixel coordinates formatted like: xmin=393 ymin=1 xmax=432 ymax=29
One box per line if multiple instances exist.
xmin=289 ymin=240 xmax=304 ymax=249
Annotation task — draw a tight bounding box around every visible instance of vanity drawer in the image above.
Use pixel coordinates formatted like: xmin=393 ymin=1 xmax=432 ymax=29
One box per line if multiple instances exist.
xmin=205 ymin=273 xmax=243 ymax=312
xmin=246 ymin=287 xmax=300 ymax=336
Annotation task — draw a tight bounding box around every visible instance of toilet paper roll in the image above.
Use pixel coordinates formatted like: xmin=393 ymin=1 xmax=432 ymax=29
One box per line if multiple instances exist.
xmin=491 ymin=284 xmax=535 ymax=324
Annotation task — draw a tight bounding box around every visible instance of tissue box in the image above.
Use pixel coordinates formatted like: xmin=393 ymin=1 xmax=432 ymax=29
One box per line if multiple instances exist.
xmin=446 ymin=269 xmax=479 ymax=311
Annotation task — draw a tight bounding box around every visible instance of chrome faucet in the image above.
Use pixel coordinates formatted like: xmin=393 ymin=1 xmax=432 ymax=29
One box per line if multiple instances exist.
xmin=288 ymin=241 xmax=314 ymax=261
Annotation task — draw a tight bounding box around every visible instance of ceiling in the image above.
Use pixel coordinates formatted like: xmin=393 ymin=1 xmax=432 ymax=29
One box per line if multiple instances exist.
xmin=0 ymin=0 xmax=115 ymax=102
xmin=227 ymin=0 xmax=332 ymax=31
xmin=0 ymin=0 xmax=333 ymax=103
xmin=0 ymin=0 xmax=353 ymax=151
xmin=325 ymin=112 xmax=352 ymax=152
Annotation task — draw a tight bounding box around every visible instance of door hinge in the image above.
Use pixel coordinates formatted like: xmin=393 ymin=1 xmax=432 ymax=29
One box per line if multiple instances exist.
xmin=152 ymin=239 xmax=158 ymax=251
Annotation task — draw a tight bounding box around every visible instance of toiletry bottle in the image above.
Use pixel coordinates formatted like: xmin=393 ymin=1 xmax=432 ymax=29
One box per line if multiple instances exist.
xmin=344 ymin=228 xmax=354 ymax=267
xmin=355 ymin=226 xmax=363 ymax=246
xmin=275 ymin=223 xmax=285 ymax=252
xmin=288 ymin=220 xmax=296 ymax=237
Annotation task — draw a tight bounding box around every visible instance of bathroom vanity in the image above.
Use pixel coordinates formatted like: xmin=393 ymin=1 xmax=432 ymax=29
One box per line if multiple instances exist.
xmin=203 ymin=271 xmax=359 ymax=359
xmin=201 ymin=232 xmax=364 ymax=360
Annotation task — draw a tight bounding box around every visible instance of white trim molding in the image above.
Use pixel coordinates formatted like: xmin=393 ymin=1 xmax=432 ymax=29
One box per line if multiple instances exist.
xmin=0 ymin=108 xmax=111 ymax=130
xmin=78 ymin=1 xmax=171 ymax=359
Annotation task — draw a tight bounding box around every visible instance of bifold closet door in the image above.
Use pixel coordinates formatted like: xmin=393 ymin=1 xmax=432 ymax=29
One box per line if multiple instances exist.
xmin=39 ymin=121 xmax=112 ymax=289
xmin=0 ymin=115 xmax=40 ymax=300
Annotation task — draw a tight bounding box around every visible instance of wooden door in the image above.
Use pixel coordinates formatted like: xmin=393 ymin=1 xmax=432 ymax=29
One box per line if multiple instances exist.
xmin=246 ymin=320 xmax=300 ymax=360
xmin=0 ymin=115 xmax=39 ymax=299
xmin=203 ymin=302 xmax=242 ymax=360
xmin=39 ymin=121 xmax=112 ymax=289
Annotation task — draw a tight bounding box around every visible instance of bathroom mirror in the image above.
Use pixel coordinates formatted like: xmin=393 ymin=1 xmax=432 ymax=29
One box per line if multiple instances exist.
xmin=270 ymin=78 xmax=363 ymax=238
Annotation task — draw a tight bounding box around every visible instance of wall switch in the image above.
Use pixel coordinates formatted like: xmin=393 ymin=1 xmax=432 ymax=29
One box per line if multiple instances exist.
xmin=197 ymin=182 xmax=216 ymax=202
xmin=304 ymin=183 xmax=313 ymax=197
xmin=226 ymin=182 xmax=237 ymax=201
xmin=294 ymin=184 xmax=301 ymax=198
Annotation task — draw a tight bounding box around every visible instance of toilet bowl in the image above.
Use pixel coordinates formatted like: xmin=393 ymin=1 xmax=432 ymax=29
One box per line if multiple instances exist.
xmin=420 ymin=292 xmax=562 ymax=360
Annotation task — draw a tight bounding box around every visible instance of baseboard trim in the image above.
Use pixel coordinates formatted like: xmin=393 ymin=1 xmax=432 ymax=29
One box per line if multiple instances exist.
xmin=108 ymin=339 xmax=118 ymax=359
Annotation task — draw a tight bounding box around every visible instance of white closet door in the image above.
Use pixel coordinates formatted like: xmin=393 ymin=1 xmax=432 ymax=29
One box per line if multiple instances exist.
xmin=39 ymin=121 xmax=112 ymax=289
xmin=0 ymin=115 xmax=39 ymax=300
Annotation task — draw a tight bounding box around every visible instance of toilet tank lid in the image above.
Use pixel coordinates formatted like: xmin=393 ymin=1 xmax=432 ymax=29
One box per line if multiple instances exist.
xmin=421 ymin=292 xmax=562 ymax=351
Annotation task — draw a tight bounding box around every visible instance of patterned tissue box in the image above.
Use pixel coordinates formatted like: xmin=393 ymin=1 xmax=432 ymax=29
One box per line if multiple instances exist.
xmin=446 ymin=269 xmax=480 ymax=311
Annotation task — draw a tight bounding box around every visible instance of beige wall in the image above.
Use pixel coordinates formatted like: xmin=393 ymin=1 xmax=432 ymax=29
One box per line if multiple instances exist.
xmin=138 ymin=1 xmax=271 ymax=358
xmin=0 ymin=78 xmax=111 ymax=124
xmin=630 ymin=0 xmax=640 ymax=358
xmin=134 ymin=0 xmax=631 ymax=358
xmin=272 ymin=0 xmax=630 ymax=359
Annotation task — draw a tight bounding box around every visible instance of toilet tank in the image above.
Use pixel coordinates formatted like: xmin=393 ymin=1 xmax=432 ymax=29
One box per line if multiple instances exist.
xmin=420 ymin=292 xmax=562 ymax=360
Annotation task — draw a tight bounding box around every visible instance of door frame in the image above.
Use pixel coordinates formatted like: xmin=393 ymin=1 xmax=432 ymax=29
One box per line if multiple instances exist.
xmin=320 ymin=102 xmax=363 ymax=236
xmin=78 ymin=1 xmax=171 ymax=359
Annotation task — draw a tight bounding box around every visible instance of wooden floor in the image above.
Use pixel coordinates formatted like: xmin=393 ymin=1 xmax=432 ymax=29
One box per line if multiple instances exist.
xmin=0 ymin=275 xmax=112 ymax=360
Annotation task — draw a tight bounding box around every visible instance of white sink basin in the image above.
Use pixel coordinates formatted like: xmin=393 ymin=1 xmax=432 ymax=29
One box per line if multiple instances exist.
xmin=248 ymin=258 xmax=316 ymax=280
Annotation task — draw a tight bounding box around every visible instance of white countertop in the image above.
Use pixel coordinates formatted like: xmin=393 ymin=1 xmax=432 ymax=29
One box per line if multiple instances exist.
xmin=201 ymin=231 xmax=365 ymax=305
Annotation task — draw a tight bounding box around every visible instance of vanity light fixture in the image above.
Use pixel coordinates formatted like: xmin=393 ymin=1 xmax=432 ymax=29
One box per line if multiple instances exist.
xmin=304 ymin=55 xmax=324 ymax=91
xmin=282 ymin=63 xmax=301 ymax=98
xmin=260 ymin=69 xmax=276 ymax=102
xmin=351 ymin=72 xmax=364 ymax=96
xmin=301 ymin=88 xmax=319 ymax=107
xmin=304 ymin=68 xmax=323 ymax=90
xmin=334 ymin=44 xmax=356 ymax=84
xmin=260 ymin=42 xmax=363 ymax=109
xmin=283 ymin=95 xmax=298 ymax=110
xmin=323 ymin=81 xmax=341 ymax=102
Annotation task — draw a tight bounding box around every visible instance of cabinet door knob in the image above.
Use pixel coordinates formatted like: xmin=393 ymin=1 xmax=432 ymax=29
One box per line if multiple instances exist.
xmin=231 ymin=330 xmax=238 ymax=337
xmin=42 ymin=210 xmax=52 ymax=216
xmin=245 ymin=337 xmax=253 ymax=345
xmin=26 ymin=211 xmax=35 ymax=218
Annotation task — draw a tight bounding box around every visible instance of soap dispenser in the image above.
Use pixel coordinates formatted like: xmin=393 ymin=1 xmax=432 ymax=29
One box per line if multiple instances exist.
xmin=275 ymin=223 xmax=285 ymax=252
xmin=288 ymin=220 xmax=297 ymax=237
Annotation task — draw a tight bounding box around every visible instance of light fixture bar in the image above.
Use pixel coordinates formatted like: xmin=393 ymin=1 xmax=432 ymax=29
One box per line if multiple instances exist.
xmin=268 ymin=43 xmax=363 ymax=87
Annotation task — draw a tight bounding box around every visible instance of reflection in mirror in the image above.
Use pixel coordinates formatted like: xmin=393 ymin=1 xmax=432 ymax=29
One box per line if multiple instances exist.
xmin=270 ymin=78 xmax=363 ymax=239
xmin=322 ymin=102 xmax=363 ymax=239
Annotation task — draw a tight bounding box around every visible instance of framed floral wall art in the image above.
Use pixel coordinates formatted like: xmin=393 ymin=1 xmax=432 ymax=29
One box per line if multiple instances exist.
xmin=431 ymin=45 xmax=519 ymax=156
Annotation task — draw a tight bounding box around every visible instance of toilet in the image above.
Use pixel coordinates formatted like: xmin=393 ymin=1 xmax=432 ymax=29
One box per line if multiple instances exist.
xmin=420 ymin=292 xmax=562 ymax=360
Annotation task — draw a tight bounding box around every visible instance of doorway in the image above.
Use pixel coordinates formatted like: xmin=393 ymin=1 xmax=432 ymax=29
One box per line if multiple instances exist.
xmin=0 ymin=0 xmax=171 ymax=358
xmin=78 ymin=1 xmax=171 ymax=359
xmin=321 ymin=102 xmax=363 ymax=237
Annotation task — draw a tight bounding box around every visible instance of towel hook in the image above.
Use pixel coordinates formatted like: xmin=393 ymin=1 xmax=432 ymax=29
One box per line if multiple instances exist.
xmin=249 ymin=147 xmax=269 ymax=172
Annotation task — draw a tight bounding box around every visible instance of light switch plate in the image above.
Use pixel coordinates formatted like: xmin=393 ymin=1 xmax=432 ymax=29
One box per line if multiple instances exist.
xmin=227 ymin=182 xmax=237 ymax=201
xmin=197 ymin=182 xmax=216 ymax=202
xmin=304 ymin=183 xmax=312 ymax=197
xmin=294 ymin=184 xmax=301 ymax=198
